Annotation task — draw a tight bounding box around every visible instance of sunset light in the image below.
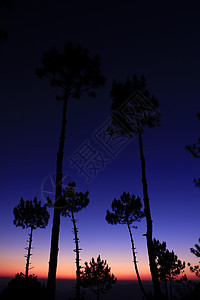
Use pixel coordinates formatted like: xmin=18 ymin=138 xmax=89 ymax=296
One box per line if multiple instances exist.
xmin=1 ymin=1 xmax=200 ymax=300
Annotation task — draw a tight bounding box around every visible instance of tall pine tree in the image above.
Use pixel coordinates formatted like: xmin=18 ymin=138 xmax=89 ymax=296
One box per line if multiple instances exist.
xmin=36 ymin=42 xmax=105 ymax=300
xmin=108 ymin=75 xmax=161 ymax=299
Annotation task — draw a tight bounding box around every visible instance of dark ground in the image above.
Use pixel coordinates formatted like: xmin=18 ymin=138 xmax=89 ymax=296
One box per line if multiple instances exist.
xmin=0 ymin=277 xmax=152 ymax=300
xmin=1 ymin=277 xmax=197 ymax=300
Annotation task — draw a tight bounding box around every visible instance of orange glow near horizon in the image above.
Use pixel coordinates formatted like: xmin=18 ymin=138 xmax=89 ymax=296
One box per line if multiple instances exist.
xmin=0 ymin=249 xmax=198 ymax=282
xmin=1 ymin=260 xmax=196 ymax=281
xmin=0 ymin=270 xmax=197 ymax=282
xmin=0 ymin=255 xmax=151 ymax=280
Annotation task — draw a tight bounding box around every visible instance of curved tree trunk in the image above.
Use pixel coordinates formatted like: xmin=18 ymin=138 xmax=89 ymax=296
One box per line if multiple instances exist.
xmin=71 ymin=211 xmax=81 ymax=300
xmin=138 ymin=132 xmax=161 ymax=299
xmin=127 ymin=223 xmax=149 ymax=300
xmin=25 ymin=226 xmax=34 ymax=278
xmin=47 ymin=99 xmax=68 ymax=300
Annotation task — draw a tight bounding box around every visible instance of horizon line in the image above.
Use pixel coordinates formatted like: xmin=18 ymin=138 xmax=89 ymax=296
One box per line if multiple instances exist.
xmin=0 ymin=275 xmax=153 ymax=282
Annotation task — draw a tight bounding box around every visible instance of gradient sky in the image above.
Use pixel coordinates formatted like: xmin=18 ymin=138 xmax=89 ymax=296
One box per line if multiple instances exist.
xmin=0 ymin=1 xmax=200 ymax=281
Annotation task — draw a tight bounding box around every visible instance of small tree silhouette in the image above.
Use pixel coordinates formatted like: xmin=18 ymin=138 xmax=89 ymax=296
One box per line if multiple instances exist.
xmin=36 ymin=42 xmax=105 ymax=300
xmin=13 ymin=197 xmax=50 ymax=277
xmin=188 ymin=237 xmax=200 ymax=278
xmin=61 ymin=182 xmax=89 ymax=300
xmin=81 ymin=255 xmax=116 ymax=300
xmin=105 ymin=191 xmax=149 ymax=299
xmin=153 ymin=239 xmax=186 ymax=300
xmin=0 ymin=273 xmax=46 ymax=300
xmin=109 ymin=75 xmax=161 ymax=299
xmin=185 ymin=113 xmax=200 ymax=187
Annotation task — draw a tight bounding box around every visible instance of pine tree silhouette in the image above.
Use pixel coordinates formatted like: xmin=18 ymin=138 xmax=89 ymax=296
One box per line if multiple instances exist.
xmin=185 ymin=113 xmax=200 ymax=187
xmin=61 ymin=182 xmax=89 ymax=300
xmin=188 ymin=237 xmax=200 ymax=278
xmin=13 ymin=197 xmax=50 ymax=277
xmin=36 ymin=42 xmax=105 ymax=300
xmin=105 ymin=191 xmax=150 ymax=299
xmin=109 ymin=75 xmax=161 ymax=299
xmin=81 ymin=255 xmax=116 ymax=300
xmin=153 ymin=238 xmax=186 ymax=300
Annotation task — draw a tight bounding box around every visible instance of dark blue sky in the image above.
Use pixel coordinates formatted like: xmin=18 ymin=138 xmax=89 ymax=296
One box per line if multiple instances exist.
xmin=0 ymin=1 xmax=200 ymax=279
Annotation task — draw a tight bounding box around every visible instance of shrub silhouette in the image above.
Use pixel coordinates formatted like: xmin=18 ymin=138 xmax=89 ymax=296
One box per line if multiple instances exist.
xmin=81 ymin=255 xmax=116 ymax=300
xmin=0 ymin=273 xmax=46 ymax=300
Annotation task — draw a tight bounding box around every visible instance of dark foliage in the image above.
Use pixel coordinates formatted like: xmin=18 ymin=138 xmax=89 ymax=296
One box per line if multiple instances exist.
xmin=153 ymin=239 xmax=186 ymax=299
xmin=188 ymin=237 xmax=200 ymax=278
xmin=153 ymin=239 xmax=186 ymax=281
xmin=109 ymin=75 xmax=161 ymax=299
xmin=190 ymin=237 xmax=200 ymax=258
xmin=185 ymin=113 xmax=200 ymax=158
xmin=60 ymin=182 xmax=89 ymax=300
xmin=81 ymin=255 xmax=116 ymax=300
xmin=188 ymin=262 xmax=200 ymax=277
xmin=36 ymin=42 xmax=105 ymax=300
xmin=61 ymin=182 xmax=89 ymax=216
xmin=109 ymin=75 xmax=160 ymax=137
xmin=106 ymin=191 xmax=144 ymax=226
xmin=13 ymin=197 xmax=49 ymax=230
xmin=106 ymin=192 xmax=150 ymax=299
xmin=36 ymin=42 xmax=105 ymax=101
xmin=0 ymin=273 xmax=46 ymax=300
xmin=13 ymin=197 xmax=49 ymax=277
xmin=185 ymin=113 xmax=200 ymax=187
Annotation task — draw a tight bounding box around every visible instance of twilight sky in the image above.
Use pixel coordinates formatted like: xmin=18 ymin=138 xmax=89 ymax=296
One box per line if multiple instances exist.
xmin=0 ymin=1 xmax=200 ymax=281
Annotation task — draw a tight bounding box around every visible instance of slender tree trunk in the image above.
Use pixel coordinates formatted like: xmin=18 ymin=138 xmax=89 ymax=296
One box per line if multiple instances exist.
xmin=71 ymin=211 xmax=81 ymax=300
xmin=138 ymin=132 xmax=161 ymax=299
xmin=127 ymin=223 xmax=149 ymax=300
xmin=47 ymin=99 xmax=68 ymax=300
xmin=25 ymin=226 xmax=33 ymax=278
xmin=97 ymin=282 xmax=100 ymax=300
xmin=169 ymin=277 xmax=172 ymax=300
xmin=164 ymin=279 xmax=168 ymax=300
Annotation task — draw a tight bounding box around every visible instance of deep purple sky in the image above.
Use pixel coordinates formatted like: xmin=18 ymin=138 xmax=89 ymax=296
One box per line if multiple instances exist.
xmin=0 ymin=1 xmax=200 ymax=279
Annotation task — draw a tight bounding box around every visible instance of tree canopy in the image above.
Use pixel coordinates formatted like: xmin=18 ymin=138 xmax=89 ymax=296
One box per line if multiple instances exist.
xmin=13 ymin=197 xmax=49 ymax=230
xmin=106 ymin=191 xmax=144 ymax=226
xmin=81 ymin=255 xmax=116 ymax=299
xmin=153 ymin=239 xmax=186 ymax=281
xmin=106 ymin=192 xmax=148 ymax=299
xmin=185 ymin=113 xmax=200 ymax=187
xmin=36 ymin=42 xmax=105 ymax=101
xmin=188 ymin=238 xmax=200 ymax=278
xmin=61 ymin=182 xmax=89 ymax=216
xmin=108 ymin=75 xmax=160 ymax=137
